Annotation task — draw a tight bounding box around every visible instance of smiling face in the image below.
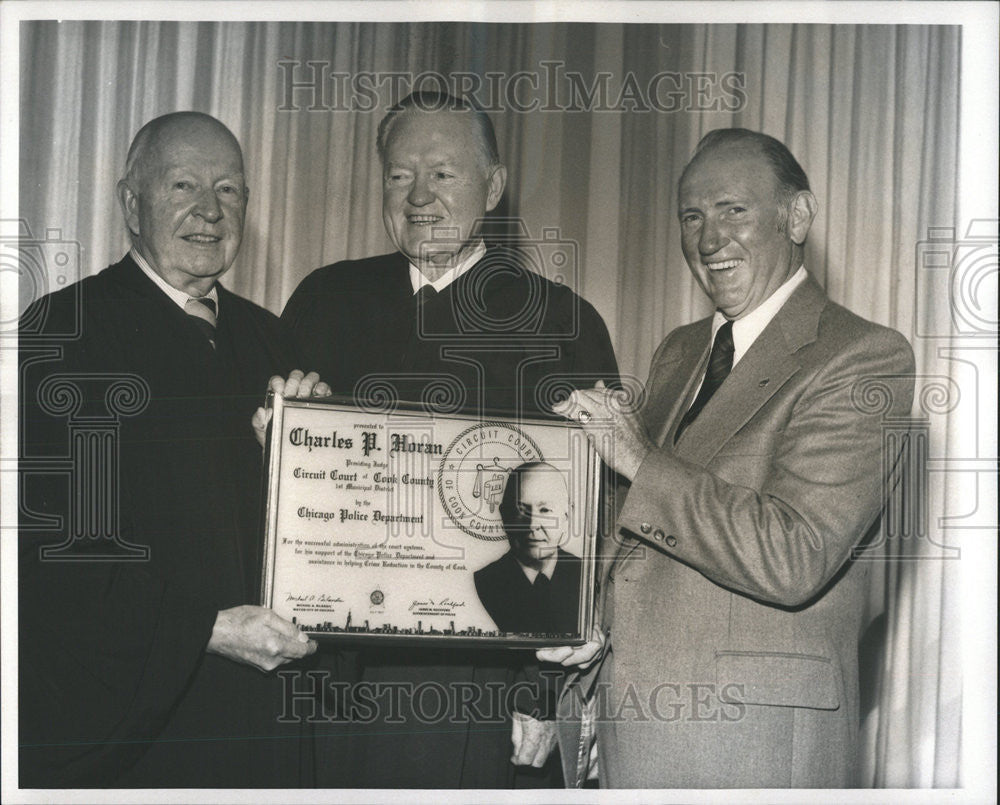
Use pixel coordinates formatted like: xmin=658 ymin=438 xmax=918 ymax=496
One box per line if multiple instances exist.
xmin=501 ymin=465 xmax=570 ymax=570
xmin=118 ymin=117 xmax=248 ymax=295
xmin=381 ymin=109 xmax=506 ymax=279
xmin=678 ymin=144 xmax=814 ymax=320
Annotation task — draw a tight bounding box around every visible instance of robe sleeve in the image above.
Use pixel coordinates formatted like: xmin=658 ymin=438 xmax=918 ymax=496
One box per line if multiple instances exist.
xmin=19 ymin=290 xmax=227 ymax=785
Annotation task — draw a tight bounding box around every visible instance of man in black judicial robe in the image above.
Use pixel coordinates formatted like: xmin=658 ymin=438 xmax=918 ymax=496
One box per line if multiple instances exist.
xmin=475 ymin=463 xmax=582 ymax=637
xmin=281 ymin=244 xmax=616 ymax=415
xmin=476 ymin=547 xmax=581 ymax=634
xmin=19 ymin=112 xmax=318 ymax=787
xmin=281 ymin=92 xmax=619 ymax=788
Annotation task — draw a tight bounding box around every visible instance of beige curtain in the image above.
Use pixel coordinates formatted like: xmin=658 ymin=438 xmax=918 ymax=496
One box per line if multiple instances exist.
xmin=18 ymin=20 xmax=963 ymax=788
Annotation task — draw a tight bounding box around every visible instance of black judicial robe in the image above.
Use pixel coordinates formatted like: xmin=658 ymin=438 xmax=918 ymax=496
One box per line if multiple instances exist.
xmin=474 ymin=548 xmax=581 ymax=636
xmin=18 ymin=255 xmax=311 ymax=787
xmin=282 ymin=247 xmax=619 ymax=788
xmin=281 ymin=247 xmax=618 ymax=417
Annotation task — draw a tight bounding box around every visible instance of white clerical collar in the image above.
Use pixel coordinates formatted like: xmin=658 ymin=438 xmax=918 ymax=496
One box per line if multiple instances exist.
xmin=711 ymin=265 xmax=808 ymax=367
xmin=408 ymin=241 xmax=487 ymax=294
xmin=132 ymin=248 xmax=219 ymax=311
xmin=516 ymin=554 xmax=557 ymax=585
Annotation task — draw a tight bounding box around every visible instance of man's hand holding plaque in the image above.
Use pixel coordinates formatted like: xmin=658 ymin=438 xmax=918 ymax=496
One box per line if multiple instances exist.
xmin=252 ymin=369 xmax=333 ymax=446
xmin=207 ymin=604 xmax=317 ymax=672
xmin=535 ymin=626 xmax=608 ymax=669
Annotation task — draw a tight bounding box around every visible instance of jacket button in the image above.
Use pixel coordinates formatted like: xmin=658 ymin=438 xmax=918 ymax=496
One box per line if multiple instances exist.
xmin=653 ymin=529 xmax=665 ymax=541
xmin=665 ymin=535 xmax=677 ymax=548
xmin=640 ymin=522 xmax=652 ymax=534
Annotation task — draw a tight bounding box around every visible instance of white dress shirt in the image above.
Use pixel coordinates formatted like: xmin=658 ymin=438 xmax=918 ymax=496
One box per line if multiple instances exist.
xmin=689 ymin=265 xmax=808 ymax=399
xmin=709 ymin=264 xmax=808 ymax=366
xmin=516 ymin=554 xmax=557 ymax=584
xmin=407 ymin=241 xmax=487 ymax=294
xmin=132 ymin=248 xmax=219 ymax=310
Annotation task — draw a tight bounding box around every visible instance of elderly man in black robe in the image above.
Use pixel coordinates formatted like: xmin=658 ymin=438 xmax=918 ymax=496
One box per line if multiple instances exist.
xmin=19 ymin=111 xmax=322 ymax=787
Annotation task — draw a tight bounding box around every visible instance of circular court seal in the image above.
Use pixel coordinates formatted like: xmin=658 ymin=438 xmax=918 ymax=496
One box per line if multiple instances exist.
xmin=437 ymin=422 xmax=543 ymax=541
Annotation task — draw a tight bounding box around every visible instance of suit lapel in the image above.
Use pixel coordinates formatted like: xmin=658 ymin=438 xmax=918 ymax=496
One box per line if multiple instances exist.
xmin=643 ymin=320 xmax=712 ymax=446
xmin=607 ymin=321 xmax=710 ymax=573
xmin=672 ymin=324 xmax=799 ymax=465
xmin=672 ymin=275 xmax=828 ymax=466
xmin=606 ymin=276 xmax=829 ymax=625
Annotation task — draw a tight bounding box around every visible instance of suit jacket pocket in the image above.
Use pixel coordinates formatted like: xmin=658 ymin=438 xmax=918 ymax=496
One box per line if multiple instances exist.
xmin=715 ymin=650 xmax=840 ymax=710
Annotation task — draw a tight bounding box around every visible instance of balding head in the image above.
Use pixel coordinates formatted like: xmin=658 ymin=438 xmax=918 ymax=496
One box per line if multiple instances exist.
xmin=376 ymin=91 xmax=501 ymax=172
xmin=499 ymin=462 xmax=571 ymax=570
xmin=117 ymin=112 xmax=249 ymax=295
xmin=679 ymin=128 xmax=811 ymax=223
xmin=677 ymin=128 xmax=817 ymax=319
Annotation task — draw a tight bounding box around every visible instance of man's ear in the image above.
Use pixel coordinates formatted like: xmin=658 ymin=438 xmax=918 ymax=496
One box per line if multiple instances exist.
xmin=117 ymin=180 xmax=141 ymax=237
xmin=787 ymin=190 xmax=817 ymax=245
xmin=485 ymin=164 xmax=507 ymax=212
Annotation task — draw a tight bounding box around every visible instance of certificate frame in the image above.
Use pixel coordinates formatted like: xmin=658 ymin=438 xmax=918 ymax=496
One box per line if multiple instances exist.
xmin=260 ymin=395 xmax=599 ymax=647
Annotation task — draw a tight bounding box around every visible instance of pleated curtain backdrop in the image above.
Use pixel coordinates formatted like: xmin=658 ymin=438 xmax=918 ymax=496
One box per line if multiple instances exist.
xmin=18 ymin=19 xmax=962 ymax=788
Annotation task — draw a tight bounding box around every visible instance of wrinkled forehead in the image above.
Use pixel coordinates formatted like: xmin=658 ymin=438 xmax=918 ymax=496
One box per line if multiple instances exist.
xmin=679 ymin=143 xmax=779 ymax=201
xmin=518 ymin=468 xmax=570 ymax=508
xmin=144 ymin=120 xmax=245 ymax=178
xmin=383 ymin=108 xmax=487 ymax=163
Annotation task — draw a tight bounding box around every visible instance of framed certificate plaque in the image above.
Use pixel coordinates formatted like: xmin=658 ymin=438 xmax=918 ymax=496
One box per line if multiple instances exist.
xmin=260 ymin=395 xmax=599 ymax=647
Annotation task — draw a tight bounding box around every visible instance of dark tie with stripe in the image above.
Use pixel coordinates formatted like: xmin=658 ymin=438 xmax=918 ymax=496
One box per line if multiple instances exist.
xmin=184 ymin=295 xmax=217 ymax=348
xmin=674 ymin=320 xmax=734 ymax=443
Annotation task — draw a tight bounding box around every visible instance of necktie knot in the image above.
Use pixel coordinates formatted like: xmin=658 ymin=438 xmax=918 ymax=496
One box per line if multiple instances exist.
xmin=414 ymin=285 xmax=438 ymax=307
xmin=190 ymin=296 xmax=217 ymax=316
xmin=184 ymin=295 xmax=217 ymax=347
xmin=705 ymin=320 xmax=735 ymax=384
xmin=533 ymin=572 xmax=550 ymax=589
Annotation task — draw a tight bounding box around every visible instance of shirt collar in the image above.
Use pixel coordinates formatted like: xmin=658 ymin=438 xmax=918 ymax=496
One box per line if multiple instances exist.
xmin=710 ymin=265 xmax=808 ymax=366
xmin=131 ymin=248 xmax=219 ymax=311
xmin=516 ymin=553 xmax=557 ymax=584
xmin=408 ymin=241 xmax=487 ymax=294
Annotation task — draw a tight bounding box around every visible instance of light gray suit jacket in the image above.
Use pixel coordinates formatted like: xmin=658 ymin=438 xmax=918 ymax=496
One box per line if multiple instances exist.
xmin=558 ymin=275 xmax=915 ymax=788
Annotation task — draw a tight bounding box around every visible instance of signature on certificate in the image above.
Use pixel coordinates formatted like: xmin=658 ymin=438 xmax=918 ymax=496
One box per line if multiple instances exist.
xmin=285 ymin=592 xmax=344 ymax=603
xmin=409 ymin=597 xmax=467 ymax=611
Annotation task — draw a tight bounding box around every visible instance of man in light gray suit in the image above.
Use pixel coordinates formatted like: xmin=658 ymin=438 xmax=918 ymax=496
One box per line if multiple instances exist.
xmin=528 ymin=128 xmax=915 ymax=787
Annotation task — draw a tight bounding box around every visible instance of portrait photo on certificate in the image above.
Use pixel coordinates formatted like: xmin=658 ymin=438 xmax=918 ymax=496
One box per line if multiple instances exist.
xmin=260 ymin=395 xmax=601 ymax=646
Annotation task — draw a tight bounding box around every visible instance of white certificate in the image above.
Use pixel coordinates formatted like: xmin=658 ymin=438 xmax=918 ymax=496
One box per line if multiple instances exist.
xmin=260 ymin=395 xmax=599 ymax=646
